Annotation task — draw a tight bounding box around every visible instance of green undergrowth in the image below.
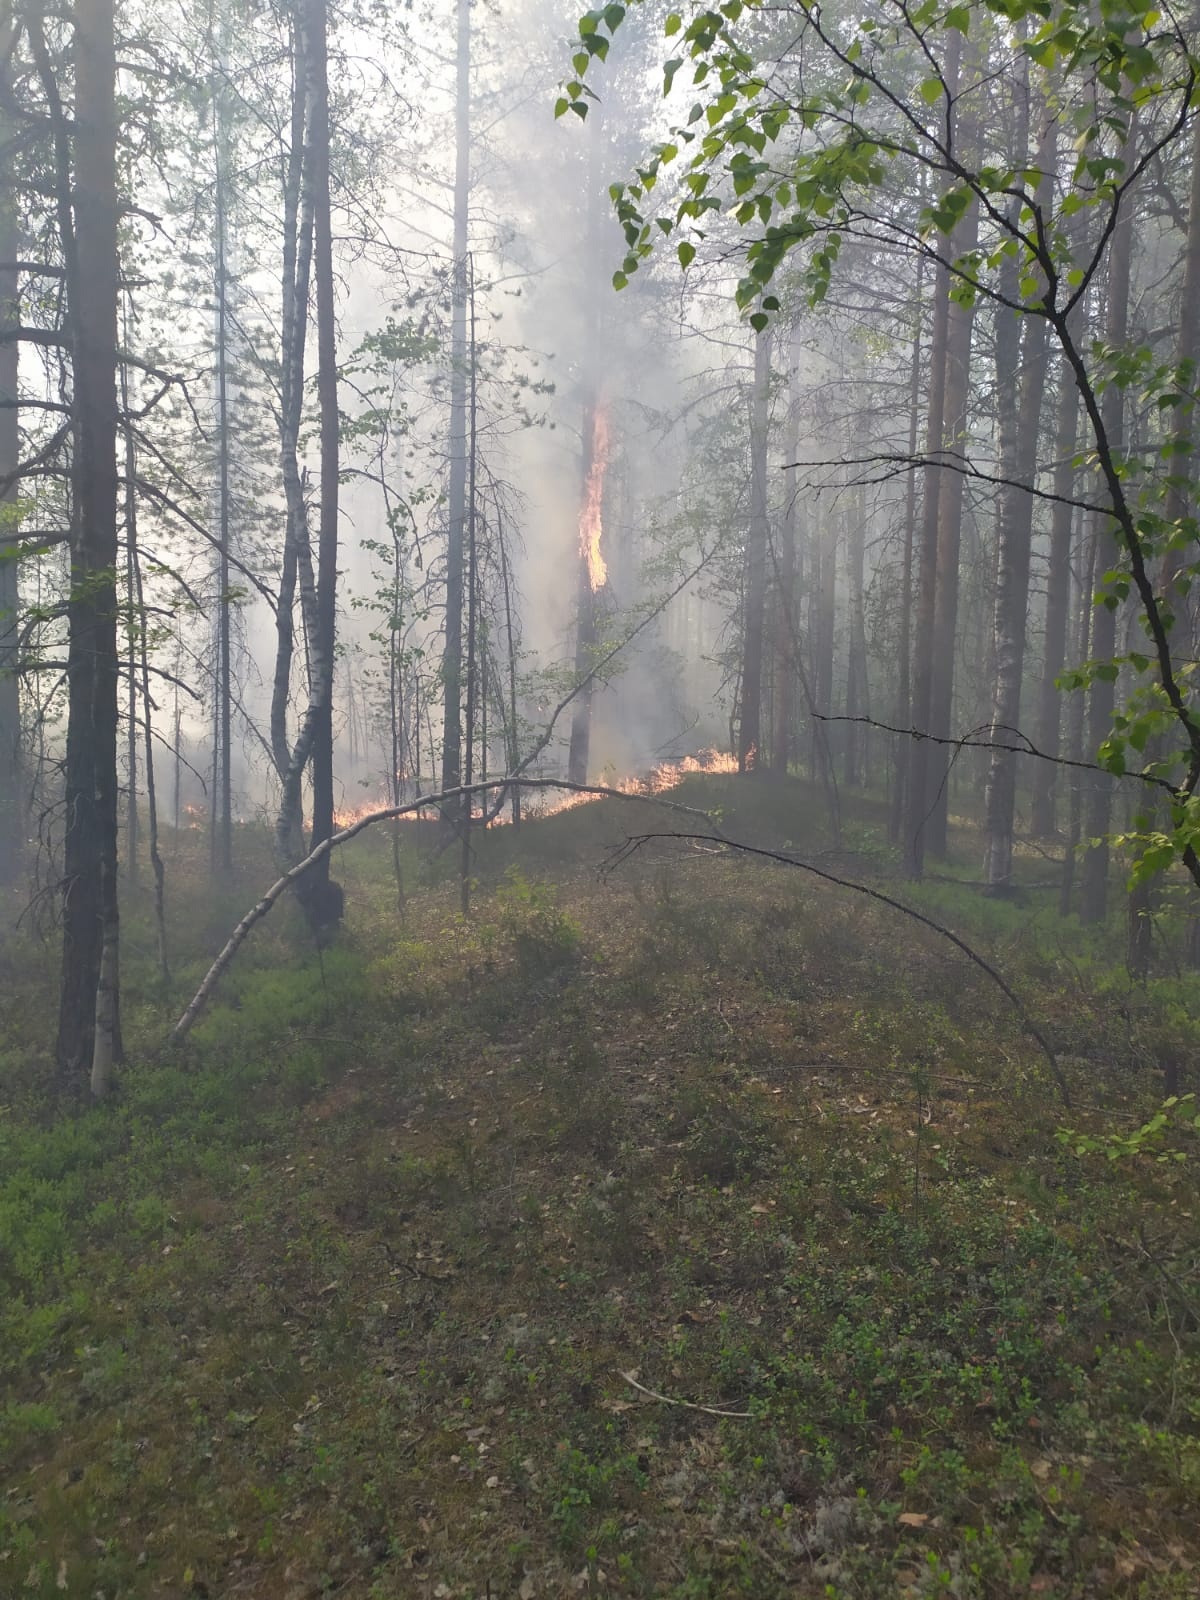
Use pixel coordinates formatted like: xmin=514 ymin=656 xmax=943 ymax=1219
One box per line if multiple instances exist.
xmin=2 ymin=778 xmax=1198 ymax=1598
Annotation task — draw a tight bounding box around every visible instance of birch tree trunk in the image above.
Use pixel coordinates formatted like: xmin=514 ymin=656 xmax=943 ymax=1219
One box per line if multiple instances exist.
xmin=439 ymin=0 xmax=470 ymax=807
xmin=738 ymin=322 xmax=772 ymax=773
xmin=212 ymin=20 xmax=234 ymax=876
xmin=890 ymin=255 xmax=925 ymax=844
xmin=57 ymin=0 xmax=123 ymax=1089
xmin=271 ymin=5 xmax=312 ymax=857
xmin=304 ymin=0 xmax=340 ymax=921
xmin=771 ymin=336 xmax=801 ymax=777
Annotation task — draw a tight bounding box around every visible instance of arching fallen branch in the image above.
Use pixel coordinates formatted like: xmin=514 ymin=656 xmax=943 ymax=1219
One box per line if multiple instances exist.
xmin=167 ymin=777 xmax=719 ymax=1045
xmin=170 ymin=776 xmax=1070 ymax=1112
xmin=605 ymin=832 xmax=1071 ymax=1109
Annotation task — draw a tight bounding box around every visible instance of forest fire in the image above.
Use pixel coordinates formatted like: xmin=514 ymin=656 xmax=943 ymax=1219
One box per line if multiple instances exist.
xmin=332 ymin=800 xmax=426 ymax=829
xmin=328 ymin=750 xmax=738 ymax=830
xmin=579 ymin=404 xmax=611 ymax=593
xmin=531 ymin=747 xmax=739 ymax=817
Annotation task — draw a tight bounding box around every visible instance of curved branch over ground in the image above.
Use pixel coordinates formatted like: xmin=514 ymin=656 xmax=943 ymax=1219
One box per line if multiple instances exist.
xmin=169 ymin=776 xmax=1069 ymax=1113
xmin=168 ymin=777 xmax=718 ymax=1044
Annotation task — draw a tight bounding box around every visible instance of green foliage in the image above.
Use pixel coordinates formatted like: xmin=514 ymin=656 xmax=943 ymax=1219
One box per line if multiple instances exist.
xmin=563 ymin=0 xmax=1200 ymax=894
xmin=1058 ymin=1094 xmax=1200 ymax=1164
xmin=496 ymin=867 xmax=582 ymax=979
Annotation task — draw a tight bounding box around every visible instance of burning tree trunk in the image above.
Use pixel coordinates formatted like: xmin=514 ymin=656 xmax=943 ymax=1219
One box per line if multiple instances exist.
xmin=568 ymin=398 xmax=610 ymax=784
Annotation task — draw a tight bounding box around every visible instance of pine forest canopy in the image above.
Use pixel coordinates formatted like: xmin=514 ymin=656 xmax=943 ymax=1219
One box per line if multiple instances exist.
xmin=0 ymin=0 xmax=1199 ymax=1094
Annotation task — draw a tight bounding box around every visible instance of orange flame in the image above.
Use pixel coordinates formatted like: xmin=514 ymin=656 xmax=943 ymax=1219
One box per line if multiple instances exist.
xmin=579 ymin=404 xmax=611 ymax=593
xmin=529 ymin=748 xmax=739 ymax=818
xmin=333 ymin=751 xmax=738 ymax=831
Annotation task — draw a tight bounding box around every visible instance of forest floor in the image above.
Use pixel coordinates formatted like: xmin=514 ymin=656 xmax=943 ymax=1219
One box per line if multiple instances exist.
xmin=2 ymin=775 xmax=1199 ymax=1600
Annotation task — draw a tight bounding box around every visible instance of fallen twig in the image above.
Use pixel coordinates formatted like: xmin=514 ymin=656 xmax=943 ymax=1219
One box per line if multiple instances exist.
xmin=618 ymin=1369 xmax=751 ymax=1419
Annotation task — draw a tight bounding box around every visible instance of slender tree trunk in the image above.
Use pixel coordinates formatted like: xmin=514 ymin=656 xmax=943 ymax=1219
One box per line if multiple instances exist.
xmin=58 ymin=0 xmax=123 ymax=1090
xmin=568 ymin=394 xmax=605 ymax=783
xmin=212 ymin=39 xmax=234 ymax=875
xmin=905 ymin=36 xmax=962 ymax=877
xmin=843 ymin=485 xmax=868 ymax=789
xmin=1061 ymin=527 xmax=1097 ymax=917
xmin=460 ymin=260 xmax=478 ymax=913
xmin=809 ymin=513 xmax=836 ymax=787
xmin=890 ymin=254 xmax=925 ymax=844
xmin=0 ymin=52 xmax=21 ymax=888
xmin=272 ymin=6 xmax=311 ymax=856
xmin=304 ymin=0 xmax=340 ymax=922
xmin=1080 ymin=135 xmax=1137 ymax=924
xmin=131 ymin=487 xmax=169 ymax=981
xmin=771 ymin=338 xmax=801 ymax=777
xmin=739 ymin=323 xmax=772 ymax=773
xmin=1128 ymin=113 xmax=1200 ymax=973
xmin=440 ymin=0 xmax=470 ymax=807
xmin=982 ymin=308 xmax=1050 ymax=887
xmin=926 ymin=198 xmax=980 ymax=858
xmin=1031 ymin=355 xmax=1079 ymax=836
xmin=499 ymin=506 xmax=522 ymax=827
xmin=388 ymin=521 xmax=406 ymax=911
xmin=123 ymin=372 xmax=139 ymax=885
xmin=273 ymin=0 xmax=341 ymax=933
xmin=984 ymin=126 xmax=1053 ymax=889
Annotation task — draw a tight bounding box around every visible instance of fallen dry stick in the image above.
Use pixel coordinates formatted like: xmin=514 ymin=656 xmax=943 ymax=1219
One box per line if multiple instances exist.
xmin=618 ymin=1369 xmax=752 ymax=1419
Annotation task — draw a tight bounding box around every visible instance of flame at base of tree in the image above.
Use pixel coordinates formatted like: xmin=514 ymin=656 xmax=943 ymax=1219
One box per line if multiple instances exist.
xmin=579 ymin=403 xmax=611 ymax=593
